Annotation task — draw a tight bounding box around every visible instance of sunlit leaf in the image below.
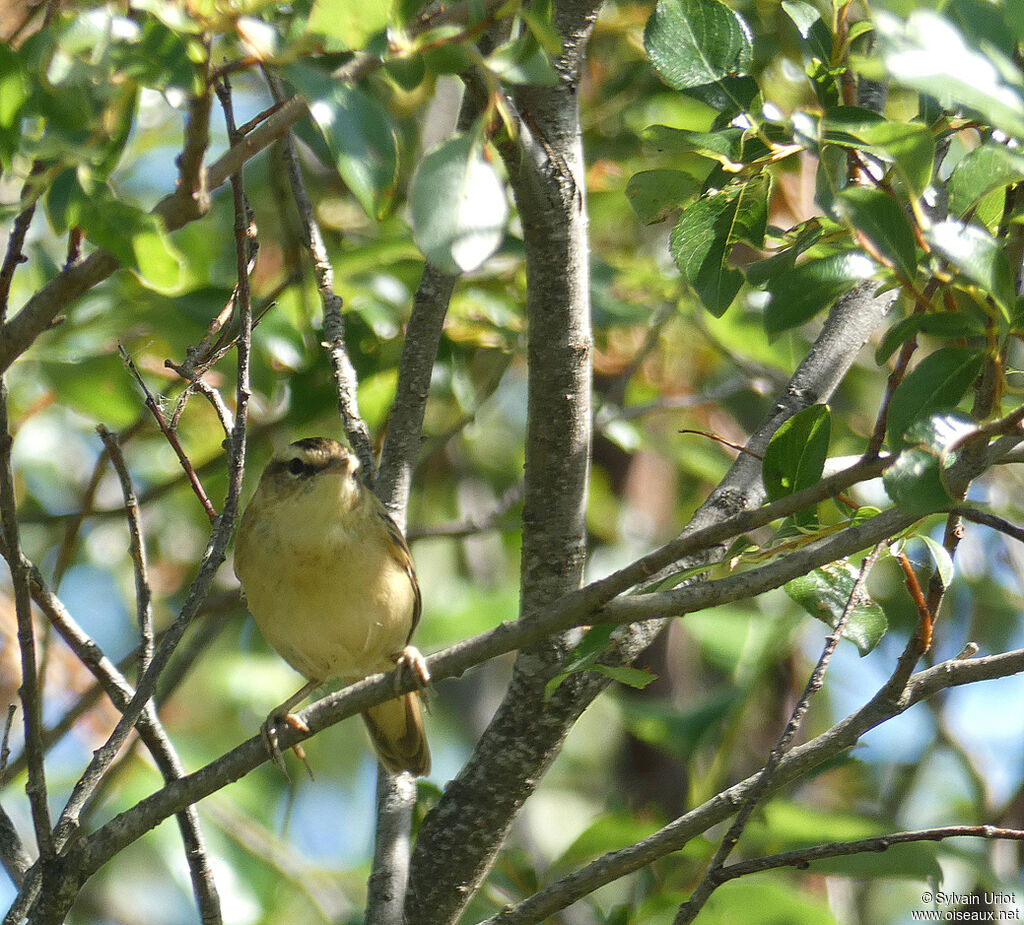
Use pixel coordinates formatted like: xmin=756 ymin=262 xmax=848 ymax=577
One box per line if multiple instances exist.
xmin=927 ymin=221 xmax=1016 ymax=321
xmin=875 ymin=311 xmax=985 ymax=364
xmin=306 ymin=0 xmax=391 ymax=50
xmin=785 ymin=560 xmax=888 ymax=655
xmin=410 ymin=132 xmax=508 ymax=275
xmin=670 ymin=175 xmax=769 ymax=316
xmin=286 ymin=64 xmax=399 ymax=219
xmin=872 ymin=10 xmax=1024 ymax=140
xmin=834 ymin=186 xmax=917 ymax=278
xmin=762 ymin=404 xmax=831 ymax=523
xmin=763 ymin=251 xmax=876 ymax=335
xmin=644 ymin=0 xmax=753 ymax=91
xmin=886 ymin=347 xmax=983 ymax=449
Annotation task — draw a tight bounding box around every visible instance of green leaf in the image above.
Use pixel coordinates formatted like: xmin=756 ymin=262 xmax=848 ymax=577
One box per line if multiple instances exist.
xmin=486 ymin=31 xmax=559 ymax=86
xmin=927 ymin=221 xmax=1016 ymax=321
xmin=834 ymin=186 xmax=917 ymax=278
xmin=744 ymin=220 xmax=823 ymax=287
xmin=0 ymin=44 xmax=30 ymax=129
xmin=886 ymin=346 xmax=984 ymax=449
xmin=669 ymin=176 xmax=769 ymax=316
xmin=544 ymin=625 xmax=658 ymax=699
xmin=39 ymin=354 xmax=142 ymax=429
xmin=883 ymin=412 xmax=976 ymax=515
xmin=785 ymin=560 xmax=888 ymax=655
xmin=823 ymin=111 xmax=935 ymax=196
xmin=551 ymin=812 xmax=662 ymax=874
xmin=590 ymin=665 xmax=658 ymax=690
xmin=948 ymin=142 xmax=1024 ymax=217
xmin=914 ymin=534 xmax=956 ymax=587
xmin=286 ymin=65 xmax=399 ymax=220
xmin=763 ymin=250 xmax=876 ymax=335
xmin=78 ymin=186 xmax=182 ymax=292
xmin=619 ymin=689 xmax=742 ymax=759
xmin=782 ymin=0 xmax=832 ymax=64
xmin=872 ymin=10 xmax=1024 ymax=141
xmin=644 ymin=0 xmax=753 ymax=91
xmin=642 ymin=124 xmax=744 ymax=164
xmin=410 ymin=132 xmax=508 ymax=275
xmin=762 ymin=405 xmax=831 ymax=525
xmin=875 ymin=311 xmax=985 ymax=365
xmin=306 ymin=0 xmax=391 ymax=50
xmin=625 ymin=169 xmax=701 ymax=224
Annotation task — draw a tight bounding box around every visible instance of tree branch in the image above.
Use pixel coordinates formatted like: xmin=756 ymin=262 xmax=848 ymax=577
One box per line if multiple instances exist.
xmin=716 ymin=825 xmax=1024 ymax=883
xmin=479 ymin=647 xmax=1024 ymax=925
xmin=674 ymin=543 xmax=885 ymax=924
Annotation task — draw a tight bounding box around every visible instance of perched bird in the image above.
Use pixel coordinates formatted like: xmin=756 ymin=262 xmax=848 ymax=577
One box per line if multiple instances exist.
xmin=234 ymin=437 xmax=430 ymax=776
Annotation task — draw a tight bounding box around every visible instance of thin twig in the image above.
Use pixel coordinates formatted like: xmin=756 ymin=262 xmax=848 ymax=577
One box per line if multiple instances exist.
xmin=0 ymin=168 xmax=42 ymax=318
xmin=719 ymin=825 xmax=1024 ymax=882
xmin=0 ymin=381 xmax=53 ymax=860
xmin=96 ymin=426 xmax=155 ymax=678
xmin=673 ymin=542 xmax=885 ymax=924
xmin=53 ymin=418 xmax=147 ymax=587
xmin=0 ymin=704 xmax=16 ymax=785
xmin=118 ymin=343 xmax=218 ymax=521
xmin=264 ymin=71 xmax=376 ymax=479
xmin=897 ymin=548 xmax=934 ymax=654
xmin=408 ymin=481 xmax=524 ymax=541
xmin=955 ymin=506 xmax=1024 ymax=544
xmin=23 ymin=559 xmax=223 ymax=924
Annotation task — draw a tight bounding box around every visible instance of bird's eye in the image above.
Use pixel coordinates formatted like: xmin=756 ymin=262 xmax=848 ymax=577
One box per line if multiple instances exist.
xmin=287 ymin=457 xmax=305 ymax=476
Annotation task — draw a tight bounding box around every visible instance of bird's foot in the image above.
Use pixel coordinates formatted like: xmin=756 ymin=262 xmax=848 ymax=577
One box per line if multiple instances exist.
xmin=261 ymin=711 xmax=314 ymax=781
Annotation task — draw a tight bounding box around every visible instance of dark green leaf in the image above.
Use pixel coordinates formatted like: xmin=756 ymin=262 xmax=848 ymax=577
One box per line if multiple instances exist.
xmin=875 ymin=311 xmax=985 ymax=365
xmin=285 ymin=65 xmax=399 ymax=219
xmin=669 ymin=176 xmax=769 ymax=316
xmin=762 ymin=404 xmax=831 ymax=525
xmin=619 ymin=689 xmax=742 ymax=759
xmin=886 ymin=346 xmax=983 ymax=448
xmin=785 ymin=561 xmax=887 ymax=655
xmin=743 ymin=220 xmax=823 ymax=287
xmin=948 ymin=142 xmax=1024 ymax=217
xmin=410 ymin=132 xmax=508 ymax=275
xmin=927 ymin=221 xmax=1016 ymax=320
xmin=823 ymin=111 xmax=935 ymax=196
xmin=641 ymin=124 xmax=744 ymax=164
xmin=763 ymin=250 xmax=876 ymax=335
xmin=782 ymin=0 xmax=832 ymax=64
xmin=883 ymin=413 xmax=977 ymax=515
xmin=77 ymin=185 xmax=182 ymax=291
xmin=834 ymin=186 xmax=917 ymax=278
xmin=486 ymin=31 xmax=559 ymax=86
xmin=873 ymin=9 xmax=1024 ymax=140
xmin=883 ymin=446 xmax=955 ymax=516
xmin=625 ymin=169 xmax=701 ymax=224
xmin=644 ymin=0 xmax=753 ymax=91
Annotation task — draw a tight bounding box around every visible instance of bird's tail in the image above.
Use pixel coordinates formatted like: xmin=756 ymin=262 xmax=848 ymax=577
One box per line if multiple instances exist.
xmin=362 ymin=692 xmax=430 ymax=776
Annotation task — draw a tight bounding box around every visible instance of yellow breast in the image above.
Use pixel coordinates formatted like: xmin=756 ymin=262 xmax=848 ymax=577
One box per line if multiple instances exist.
xmin=235 ymin=471 xmax=416 ymax=682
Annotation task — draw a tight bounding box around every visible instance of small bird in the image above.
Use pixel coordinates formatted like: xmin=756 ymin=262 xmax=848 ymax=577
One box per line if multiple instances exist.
xmin=234 ymin=437 xmax=430 ymax=777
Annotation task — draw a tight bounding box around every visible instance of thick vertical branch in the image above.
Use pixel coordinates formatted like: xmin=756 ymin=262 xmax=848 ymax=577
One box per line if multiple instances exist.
xmin=406 ymin=4 xmax=600 ymax=921
xmin=376 ymin=263 xmax=458 ymax=522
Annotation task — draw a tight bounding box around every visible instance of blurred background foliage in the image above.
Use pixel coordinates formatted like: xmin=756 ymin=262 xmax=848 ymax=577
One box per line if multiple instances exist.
xmin=0 ymin=0 xmax=1023 ymax=922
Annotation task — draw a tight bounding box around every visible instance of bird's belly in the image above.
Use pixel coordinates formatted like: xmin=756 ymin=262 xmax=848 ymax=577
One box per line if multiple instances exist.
xmin=239 ymin=542 xmax=414 ymax=682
